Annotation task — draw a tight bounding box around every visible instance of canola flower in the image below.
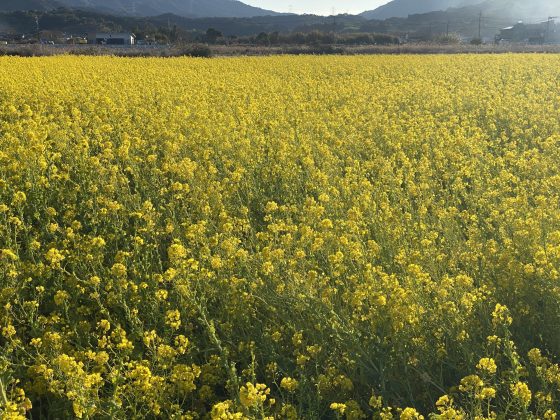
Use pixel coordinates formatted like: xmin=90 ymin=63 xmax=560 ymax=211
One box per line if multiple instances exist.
xmin=0 ymin=54 xmax=560 ymax=418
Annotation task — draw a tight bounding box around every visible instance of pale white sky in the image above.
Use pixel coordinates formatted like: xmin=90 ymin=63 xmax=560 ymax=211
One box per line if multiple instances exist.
xmin=243 ymin=0 xmax=390 ymax=16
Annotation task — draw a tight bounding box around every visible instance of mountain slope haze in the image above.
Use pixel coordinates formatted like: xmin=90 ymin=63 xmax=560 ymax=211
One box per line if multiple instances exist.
xmin=0 ymin=0 xmax=280 ymax=18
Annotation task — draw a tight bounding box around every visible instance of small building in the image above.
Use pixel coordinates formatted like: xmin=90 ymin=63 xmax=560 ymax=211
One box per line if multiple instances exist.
xmin=88 ymin=32 xmax=136 ymax=45
xmin=496 ymin=20 xmax=559 ymax=44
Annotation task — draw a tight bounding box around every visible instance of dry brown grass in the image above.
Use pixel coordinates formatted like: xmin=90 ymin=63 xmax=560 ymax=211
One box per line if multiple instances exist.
xmin=1 ymin=42 xmax=559 ymax=57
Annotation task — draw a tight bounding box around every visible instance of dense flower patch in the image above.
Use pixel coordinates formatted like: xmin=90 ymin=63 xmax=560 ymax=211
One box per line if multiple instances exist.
xmin=1 ymin=55 xmax=560 ymax=419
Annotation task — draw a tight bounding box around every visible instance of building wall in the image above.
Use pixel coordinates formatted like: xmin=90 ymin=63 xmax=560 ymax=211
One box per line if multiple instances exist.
xmin=88 ymin=33 xmax=135 ymax=45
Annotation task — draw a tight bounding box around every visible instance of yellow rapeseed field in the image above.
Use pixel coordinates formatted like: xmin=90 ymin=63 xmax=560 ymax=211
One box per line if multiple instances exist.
xmin=1 ymin=55 xmax=560 ymax=419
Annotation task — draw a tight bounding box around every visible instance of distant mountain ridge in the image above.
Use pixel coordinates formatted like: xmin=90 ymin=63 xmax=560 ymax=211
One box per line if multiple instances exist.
xmin=0 ymin=0 xmax=280 ymax=18
xmin=0 ymin=0 xmax=63 ymax=12
xmin=361 ymin=0 xmax=482 ymax=20
xmin=471 ymin=0 xmax=560 ymax=20
xmin=362 ymin=0 xmax=560 ymax=20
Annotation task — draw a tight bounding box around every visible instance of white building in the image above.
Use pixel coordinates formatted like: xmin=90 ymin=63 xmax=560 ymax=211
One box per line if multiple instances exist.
xmin=88 ymin=33 xmax=136 ymax=45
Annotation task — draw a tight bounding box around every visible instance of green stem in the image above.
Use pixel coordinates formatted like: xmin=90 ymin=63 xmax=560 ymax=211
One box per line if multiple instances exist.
xmin=0 ymin=377 xmax=9 ymax=406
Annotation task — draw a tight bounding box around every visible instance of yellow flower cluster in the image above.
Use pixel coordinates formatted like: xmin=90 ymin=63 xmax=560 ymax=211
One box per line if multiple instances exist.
xmin=280 ymin=377 xmax=299 ymax=393
xmin=476 ymin=357 xmax=497 ymax=375
xmin=1 ymin=54 xmax=560 ymax=418
xmin=239 ymin=382 xmax=270 ymax=408
xmin=510 ymin=381 xmax=532 ymax=408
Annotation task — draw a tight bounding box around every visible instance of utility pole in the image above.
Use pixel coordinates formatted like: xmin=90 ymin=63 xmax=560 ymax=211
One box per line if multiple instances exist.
xmin=35 ymin=15 xmax=40 ymax=43
xmin=478 ymin=11 xmax=482 ymax=40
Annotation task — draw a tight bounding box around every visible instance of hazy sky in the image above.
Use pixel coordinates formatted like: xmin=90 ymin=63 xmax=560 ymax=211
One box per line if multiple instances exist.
xmin=243 ymin=0 xmax=390 ymax=16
